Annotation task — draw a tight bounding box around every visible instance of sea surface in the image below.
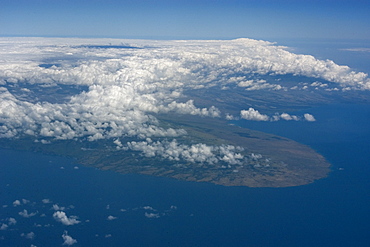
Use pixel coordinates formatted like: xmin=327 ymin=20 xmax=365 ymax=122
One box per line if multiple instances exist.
xmin=1 ymin=40 xmax=370 ymax=247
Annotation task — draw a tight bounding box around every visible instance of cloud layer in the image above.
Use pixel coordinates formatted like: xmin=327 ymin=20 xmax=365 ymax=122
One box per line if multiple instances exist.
xmin=0 ymin=37 xmax=368 ymax=165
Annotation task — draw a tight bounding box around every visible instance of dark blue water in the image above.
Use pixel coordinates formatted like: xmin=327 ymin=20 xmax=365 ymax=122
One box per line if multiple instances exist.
xmin=1 ymin=103 xmax=369 ymax=247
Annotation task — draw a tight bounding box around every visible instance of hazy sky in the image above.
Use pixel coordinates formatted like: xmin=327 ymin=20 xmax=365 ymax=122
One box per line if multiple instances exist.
xmin=1 ymin=0 xmax=370 ymax=40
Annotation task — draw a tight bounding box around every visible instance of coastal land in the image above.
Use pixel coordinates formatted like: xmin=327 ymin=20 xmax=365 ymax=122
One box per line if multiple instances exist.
xmin=0 ymin=114 xmax=330 ymax=188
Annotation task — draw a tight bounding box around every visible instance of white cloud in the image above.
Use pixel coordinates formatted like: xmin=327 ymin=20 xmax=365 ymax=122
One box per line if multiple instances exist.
xmin=0 ymin=37 xmax=366 ymax=167
xmin=13 ymin=200 xmax=21 ymax=206
xmin=126 ymin=139 xmax=245 ymax=165
xmin=21 ymin=232 xmax=35 ymax=239
xmin=19 ymin=209 xmax=37 ymax=218
xmin=62 ymin=231 xmax=77 ymax=246
xmin=240 ymin=108 xmax=315 ymax=122
xmin=304 ymin=113 xmax=316 ymax=122
xmin=142 ymin=206 xmax=156 ymax=211
xmin=107 ymin=215 xmax=117 ymax=220
xmin=240 ymin=108 xmax=269 ymax=121
xmin=52 ymin=204 xmax=66 ymax=211
xmin=22 ymin=199 xmax=30 ymax=204
xmin=53 ymin=211 xmax=80 ymax=226
xmin=271 ymin=113 xmax=300 ymax=121
xmin=0 ymin=223 xmax=8 ymax=230
xmin=145 ymin=212 xmax=160 ymax=219
xmin=8 ymin=217 xmax=16 ymax=225
xmin=237 ymin=79 xmax=283 ymax=91
xmin=42 ymin=199 xmax=51 ymax=204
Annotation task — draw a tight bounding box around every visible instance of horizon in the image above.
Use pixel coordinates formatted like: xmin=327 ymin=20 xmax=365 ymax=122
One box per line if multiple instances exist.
xmin=1 ymin=0 xmax=369 ymax=41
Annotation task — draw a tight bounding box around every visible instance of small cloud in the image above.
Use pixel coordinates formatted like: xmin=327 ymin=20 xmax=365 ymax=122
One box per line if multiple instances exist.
xmin=21 ymin=232 xmax=35 ymax=239
xmin=240 ymin=108 xmax=269 ymax=121
xmin=225 ymin=114 xmax=236 ymax=120
xmin=142 ymin=206 xmax=156 ymax=211
xmin=13 ymin=200 xmax=21 ymax=206
xmin=22 ymin=199 xmax=30 ymax=204
xmin=52 ymin=204 xmax=65 ymax=211
xmin=73 ymin=166 xmax=79 ymax=169
xmin=53 ymin=211 xmax=80 ymax=226
xmin=8 ymin=217 xmax=17 ymax=225
xmin=105 ymin=234 xmax=112 ymax=238
xmin=0 ymin=223 xmax=8 ymax=230
xmin=240 ymin=108 xmax=315 ymax=122
xmin=304 ymin=113 xmax=316 ymax=122
xmin=107 ymin=215 xmax=117 ymax=220
xmin=19 ymin=209 xmax=37 ymax=218
xmin=42 ymin=199 xmax=52 ymax=204
xmin=279 ymin=113 xmax=299 ymax=121
xmin=144 ymin=212 xmax=160 ymax=219
xmin=62 ymin=231 xmax=77 ymax=246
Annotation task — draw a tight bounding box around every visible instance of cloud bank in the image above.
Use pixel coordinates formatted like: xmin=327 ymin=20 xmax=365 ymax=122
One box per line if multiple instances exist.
xmin=0 ymin=37 xmax=367 ymax=165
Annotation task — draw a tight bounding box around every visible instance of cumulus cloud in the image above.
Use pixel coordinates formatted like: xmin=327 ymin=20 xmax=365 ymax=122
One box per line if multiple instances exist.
xmin=142 ymin=206 xmax=156 ymax=211
xmin=237 ymin=79 xmax=283 ymax=91
xmin=240 ymin=108 xmax=269 ymax=121
xmin=19 ymin=209 xmax=37 ymax=218
xmin=239 ymin=108 xmax=315 ymax=122
xmin=21 ymin=232 xmax=35 ymax=239
xmin=0 ymin=37 xmax=366 ymax=166
xmin=8 ymin=217 xmax=16 ymax=225
xmin=144 ymin=212 xmax=160 ymax=219
xmin=304 ymin=113 xmax=316 ymax=122
xmin=0 ymin=223 xmax=8 ymax=230
xmin=42 ymin=199 xmax=52 ymax=204
xmin=62 ymin=231 xmax=77 ymax=246
xmin=107 ymin=215 xmax=117 ymax=220
xmin=125 ymin=139 xmax=245 ymax=165
xmin=13 ymin=200 xmax=21 ymax=206
xmin=22 ymin=199 xmax=30 ymax=204
xmin=52 ymin=204 xmax=66 ymax=211
xmin=53 ymin=211 xmax=80 ymax=226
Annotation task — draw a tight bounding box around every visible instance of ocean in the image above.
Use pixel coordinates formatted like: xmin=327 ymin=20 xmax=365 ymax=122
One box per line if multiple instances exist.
xmin=1 ymin=40 xmax=370 ymax=247
xmin=1 ymin=103 xmax=369 ymax=247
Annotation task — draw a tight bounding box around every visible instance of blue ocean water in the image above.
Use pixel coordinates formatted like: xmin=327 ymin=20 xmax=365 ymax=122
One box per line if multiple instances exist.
xmin=1 ymin=103 xmax=369 ymax=247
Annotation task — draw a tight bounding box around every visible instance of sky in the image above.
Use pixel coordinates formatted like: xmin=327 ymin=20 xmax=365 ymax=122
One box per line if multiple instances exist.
xmin=1 ymin=0 xmax=370 ymax=40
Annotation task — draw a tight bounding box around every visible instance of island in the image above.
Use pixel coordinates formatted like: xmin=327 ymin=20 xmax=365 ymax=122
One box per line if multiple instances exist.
xmin=0 ymin=113 xmax=330 ymax=188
